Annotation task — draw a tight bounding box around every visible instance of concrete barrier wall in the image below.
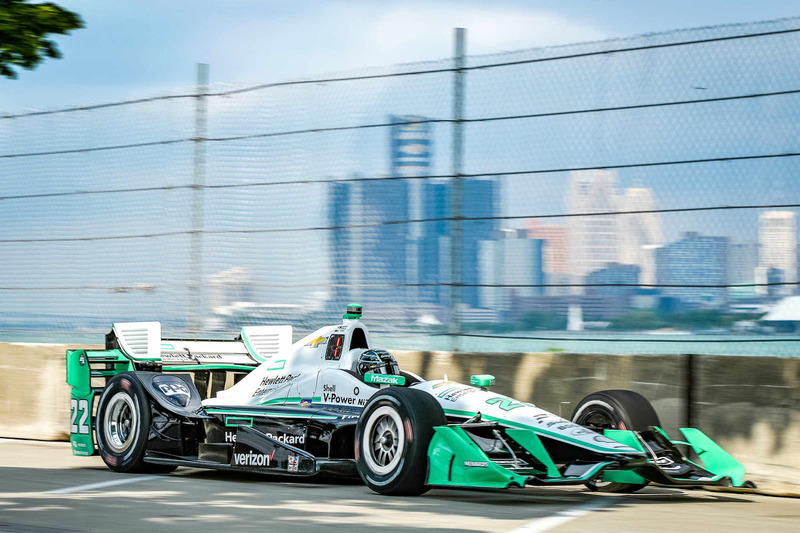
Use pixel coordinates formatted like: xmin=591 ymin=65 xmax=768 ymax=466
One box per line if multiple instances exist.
xmin=0 ymin=343 xmax=100 ymax=441
xmin=1 ymin=343 xmax=797 ymax=490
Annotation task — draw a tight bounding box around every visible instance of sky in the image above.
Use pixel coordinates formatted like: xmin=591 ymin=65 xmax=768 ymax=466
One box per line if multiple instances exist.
xmin=3 ymin=0 xmax=800 ymax=325
xmin=3 ymin=0 xmax=800 ymax=111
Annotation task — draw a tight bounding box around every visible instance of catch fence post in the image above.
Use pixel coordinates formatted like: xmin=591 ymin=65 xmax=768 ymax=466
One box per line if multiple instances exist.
xmin=189 ymin=62 xmax=209 ymax=333
xmin=450 ymin=28 xmax=466 ymax=352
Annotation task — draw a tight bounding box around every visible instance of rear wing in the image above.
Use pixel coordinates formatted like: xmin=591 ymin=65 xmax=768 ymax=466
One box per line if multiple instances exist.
xmin=66 ymin=321 xmax=292 ymax=456
xmin=105 ymin=321 xmax=292 ymax=368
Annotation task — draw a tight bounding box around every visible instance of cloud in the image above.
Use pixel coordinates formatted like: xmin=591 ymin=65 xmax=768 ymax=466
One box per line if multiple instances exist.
xmin=213 ymin=2 xmax=608 ymax=83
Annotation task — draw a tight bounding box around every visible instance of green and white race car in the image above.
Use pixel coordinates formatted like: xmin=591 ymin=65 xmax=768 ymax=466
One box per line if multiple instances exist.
xmin=67 ymin=305 xmax=751 ymax=495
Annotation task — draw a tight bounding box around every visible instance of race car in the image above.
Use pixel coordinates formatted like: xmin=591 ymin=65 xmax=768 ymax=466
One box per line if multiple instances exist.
xmin=66 ymin=304 xmax=751 ymax=495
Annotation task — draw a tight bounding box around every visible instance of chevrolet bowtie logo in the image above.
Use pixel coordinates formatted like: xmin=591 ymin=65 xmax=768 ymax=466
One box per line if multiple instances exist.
xmin=307 ymin=336 xmax=327 ymax=347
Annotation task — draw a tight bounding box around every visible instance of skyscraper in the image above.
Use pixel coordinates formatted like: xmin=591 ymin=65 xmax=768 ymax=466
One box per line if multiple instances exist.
xmin=479 ymin=229 xmax=544 ymax=311
xmin=462 ymin=178 xmax=499 ymax=308
xmin=619 ymin=187 xmax=663 ymax=285
xmin=527 ymin=220 xmax=567 ymax=275
xmin=418 ymin=177 xmax=498 ymax=309
xmin=418 ymin=180 xmax=449 ymax=305
xmin=566 ymin=170 xmax=622 ymax=287
xmin=758 ymin=211 xmax=797 ymax=295
xmin=329 ymin=180 xmax=354 ymax=306
xmin=656 ymin=232 xmax=729 ymax=307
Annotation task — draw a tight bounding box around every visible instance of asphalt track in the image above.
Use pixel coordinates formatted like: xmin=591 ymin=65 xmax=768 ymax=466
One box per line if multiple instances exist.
xmin=0 ymin=439 xmax=798 ymax=533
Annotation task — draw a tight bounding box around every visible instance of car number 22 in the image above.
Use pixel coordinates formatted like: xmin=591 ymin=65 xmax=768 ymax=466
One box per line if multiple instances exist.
xmin=70 ymin=398 xmax=90 ymax=434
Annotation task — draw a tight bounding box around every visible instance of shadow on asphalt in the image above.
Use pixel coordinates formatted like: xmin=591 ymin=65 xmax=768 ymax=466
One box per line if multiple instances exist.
xmin=0 ymin=465 xmax=757 ymax=533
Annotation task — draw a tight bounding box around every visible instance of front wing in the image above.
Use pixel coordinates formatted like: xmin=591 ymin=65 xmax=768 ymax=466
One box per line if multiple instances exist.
xmin=426 ymin=421 xmax=750 ymax=490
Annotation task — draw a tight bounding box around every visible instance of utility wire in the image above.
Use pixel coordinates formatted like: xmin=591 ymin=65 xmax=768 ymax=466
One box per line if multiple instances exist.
xmin=4 ymin=87 xmax=800 ymax=160
xmin=436 ymin=333 xmax=800 ymax=343
xmin=3 ymin=150 xmax=800 ymax=201
xmin=3 ymin=25 xmax=799 ymax=119
xmin=3 ymin=201 xmax=800 ymax=243
xmin=1 ymin=281 xmax=797 ymax=290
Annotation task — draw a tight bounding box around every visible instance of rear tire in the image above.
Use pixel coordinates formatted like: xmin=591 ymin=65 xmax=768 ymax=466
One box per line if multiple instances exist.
xmin=355 ymin=387 xmax=445 ymax=495
xmin=571 ymin=389 xmax=660 ymax=493
xmin=96 ymin=373 xmax=176 ymax=473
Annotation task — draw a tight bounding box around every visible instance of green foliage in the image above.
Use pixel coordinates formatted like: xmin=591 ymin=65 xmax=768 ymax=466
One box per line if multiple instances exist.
xmin=519 ymin=311 xmax=567 ymax=331
xmin=608 ymin=309 xmax=764 ymax=331
xmin=0 ymin=0 xmax=83 ymax=79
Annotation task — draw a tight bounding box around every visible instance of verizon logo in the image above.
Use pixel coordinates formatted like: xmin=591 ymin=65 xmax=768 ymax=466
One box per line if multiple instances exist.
xmin=233 ymin=450 xmax=274 ymax=467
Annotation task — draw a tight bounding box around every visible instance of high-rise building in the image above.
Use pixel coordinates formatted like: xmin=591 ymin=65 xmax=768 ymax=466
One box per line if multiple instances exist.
xmin=619 ymin=187 xmax=663 ymax=285
xmin=585 ymin=262 xmax=640 ymax=299
xmin=463 ymin=178 xmax=499 ymax=308
xmin=758 ymin=211 xmax=797 ymax=295
xmin=329 ymin=180 xmax=354 ymax=306
xmin=479 ymin=229 xmax=544 ymax=311
xmin=729 ymin=241 xmax=758 ymax=285
xmin=418 ymin=180 xmax=449 ymax=305
xmin=566 ymin=170 xmax=622 ymax=285
xmin=566 ymin=170 xmax=663 ymax=293
xmin=417 ymin=177 xmax=498 ymax=309
xmin=526 ymin=220 xmax=567 ymax=275
xmin=656 ymin=232 xmax=729 ymax=307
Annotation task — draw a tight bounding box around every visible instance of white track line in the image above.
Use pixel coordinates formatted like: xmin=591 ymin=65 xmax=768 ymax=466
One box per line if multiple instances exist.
xmin=507 ymin=499 xmax=612 ymax=533
xmin=45 ymin=475 xmax=160 ymax=494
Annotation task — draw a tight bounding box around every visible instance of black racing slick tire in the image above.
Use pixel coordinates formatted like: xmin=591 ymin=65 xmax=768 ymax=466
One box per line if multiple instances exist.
xmin=355 ymin=387 xmax=446 ymax=496
xmin=571 ymin=389 xmax=661 ymax=494
xmin=96 ymin=373 xmax=175 ymax=473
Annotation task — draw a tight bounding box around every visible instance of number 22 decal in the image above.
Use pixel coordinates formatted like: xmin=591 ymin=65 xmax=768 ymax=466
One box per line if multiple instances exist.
xmin=70 ymin=398 xmax=90 ymax=434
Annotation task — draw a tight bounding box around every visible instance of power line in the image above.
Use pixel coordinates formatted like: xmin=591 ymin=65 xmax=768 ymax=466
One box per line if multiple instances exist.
xmin=3 ymin=24 xmax=799 ymax=120
xmin=3 ymin=150 xmax=800 ymax=201
xmin=465 ymin=26 xmax=800 ymax=70
xmin=2 ymin=280 xmax=795 ymax=291
xmin=3 ymin=201 xmax=800 ymax=243
xmin=436 ymin=333 xmax=800 ymax=343
xmin=5 ymin=87 xmax=800 ymax=160
xmin=0 ymin=138 xmax=190 ymax=159
xmin=0 ymin=285 xmax=162 ymax=291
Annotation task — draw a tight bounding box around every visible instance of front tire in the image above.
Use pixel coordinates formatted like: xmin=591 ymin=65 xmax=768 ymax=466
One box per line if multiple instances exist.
xmin=571 ymin=389 xmax=660 ymax=493
xmin=355 ymin=387 xmax=445 ymax=495
xmin=96 ymin=373 xmax=174 ymax=473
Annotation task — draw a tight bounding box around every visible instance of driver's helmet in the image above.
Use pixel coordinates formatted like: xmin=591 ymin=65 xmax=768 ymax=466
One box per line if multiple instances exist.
xmin=357 ymin=349 xmax=400 ymax=376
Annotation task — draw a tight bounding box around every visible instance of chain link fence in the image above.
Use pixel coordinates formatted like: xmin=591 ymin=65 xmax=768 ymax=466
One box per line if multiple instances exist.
xmin=3 ymin=17 xmax=800 ymax=355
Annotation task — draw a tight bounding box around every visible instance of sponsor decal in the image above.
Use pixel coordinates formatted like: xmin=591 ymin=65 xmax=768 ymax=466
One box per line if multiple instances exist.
xmin=252 ymin=373 xmax=300 ymax=397
xmin=364 ymin=373 xmax=405 ymax=386
xmin=267 ymin=432 xmax=305 ymax=445
xmin=323 ymin=384 xmax=336 ymax=392
xmin=157 ymin=382 xmax=190 ymax=397
xmin=226 ymin=431 xmax=304 ymax=445
xmin=654 ymin=456 xmax=682 ymax=471
xmin=78 ymin=353 xmax=86 ymax=366
xmin=485 ymin=397 xmax=531 ymax=412
xmin=300 ymin=398 xmax=312 ymax=407
xmin=306 ymin=336 xmax=328 ymax=348
xmin=464 ymin=461 xmax=489 ymax=468
xmin=323 ymin=392 xmax=368 ymax=406
xmin=288 ymin=455 xmax=299 ymax=473
xmin=437 ymin=386 xmax=476 ymax=402
xmin=233 ymin=449 xmax=274 ymax=467
xmin=161 ymin=352 xmax=224 ymax=363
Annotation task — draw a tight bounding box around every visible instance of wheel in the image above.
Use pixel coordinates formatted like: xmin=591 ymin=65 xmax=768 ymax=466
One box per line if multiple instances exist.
xmin=355 ymin=387 xmax=446 ymax=495
xmin=96 ymin=373 xmax=176 ymax=473
xmin=571 ymin=389 xmax=660 ymax=493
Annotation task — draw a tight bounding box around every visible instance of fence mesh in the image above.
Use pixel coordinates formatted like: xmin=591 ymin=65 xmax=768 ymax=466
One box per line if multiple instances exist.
xmin=3 ymin=17 xmax=800 ymax=355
